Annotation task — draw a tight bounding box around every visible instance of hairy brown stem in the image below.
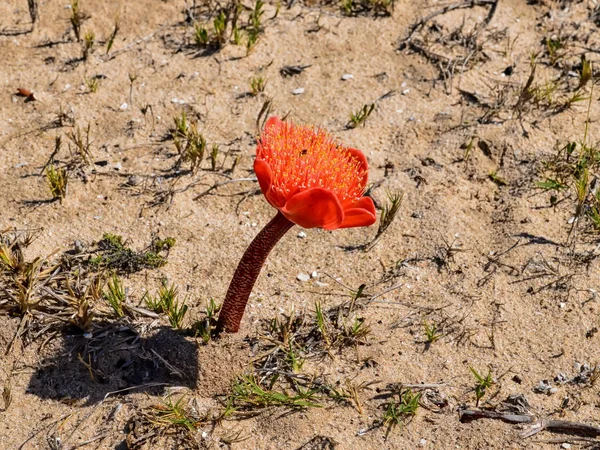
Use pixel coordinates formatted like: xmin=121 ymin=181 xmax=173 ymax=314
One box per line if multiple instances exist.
xmin=216 ymin=211 xmax=294 ymax=333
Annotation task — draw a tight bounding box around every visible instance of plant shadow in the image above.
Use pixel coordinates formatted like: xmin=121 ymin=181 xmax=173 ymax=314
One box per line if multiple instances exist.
xmin=27 ymin=324 xmax=198 ymax=405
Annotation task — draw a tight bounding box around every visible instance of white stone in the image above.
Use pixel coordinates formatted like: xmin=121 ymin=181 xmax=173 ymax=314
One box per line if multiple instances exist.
xmin=297 ymin=231 xmax=307 ymax=238
xmin=292 ymin=88 xmax=305 ymax=95
xmin=119 ymin=102 xmax=128 ymax=110
xmin=297 ymin=273 xmax=310 ymax=282
xmin=341 ymin=74 xmax=354 ymax=80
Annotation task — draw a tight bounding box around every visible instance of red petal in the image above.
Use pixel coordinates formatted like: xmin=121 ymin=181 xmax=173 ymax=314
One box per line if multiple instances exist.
xmin=347 ymin=147 xmax=369 ymax=187
xmin=281 ymin=188 xmax=344 ymax=230
xmin=254 ymin=158 xmax=272 ymax=195
xmin=347 ymin=147 xmax=368 ymax=172
xmin=264 ymin=116 xmax=284 ymax=133
xmin=339 ymin=196 xmax=377 ymax=229
xmin=254 ymin=158 xmax=286 ymax=208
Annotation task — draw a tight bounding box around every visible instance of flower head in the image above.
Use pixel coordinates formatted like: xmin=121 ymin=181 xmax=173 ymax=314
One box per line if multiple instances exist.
xmin=254 ymin=116 xmax=376 ymax=230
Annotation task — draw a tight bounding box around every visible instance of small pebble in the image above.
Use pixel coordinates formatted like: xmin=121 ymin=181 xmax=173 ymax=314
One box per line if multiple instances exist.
xmin=83 ymin=332 xmax=92 ymax=339
xmin=311 ymin=271 xmax=318 ymax=278
xmin=127 ymin=175 xmax=140 ymax=186
xmin=567 ymin=216 xmax=576 ymax=224
xmin=297 ymin=273 xmax=310 ymax=282
xmin=402 ymin=89 xmax=410 ymax=95
xmin=119 ymin=102 xmax=128 ymax=111
xmin=292 ymin=88 xmax=305 ymax=95
xmin=419 ymin=438 xmax=427 ymax=446
xmin=561 ymin=443 xmax=571 ymax=449
xmin=201 ymin=431 xmax=209 ymax=439
xmin=341 ymin=74 xmax=354 ymax=80
xmin=14 ymin=162 xmax=28 ymax=168
xmin=297 ymin=231 xmax=307 ymax=238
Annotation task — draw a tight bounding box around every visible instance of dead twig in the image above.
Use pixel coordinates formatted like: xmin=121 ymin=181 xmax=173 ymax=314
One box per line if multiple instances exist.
xmin=460 ymin=409 xmax=600 ymax=439
xmin=399 ymin=0 xmax=498 ymax=47
xmin=193 ymin=177 xmax=256 ymax=200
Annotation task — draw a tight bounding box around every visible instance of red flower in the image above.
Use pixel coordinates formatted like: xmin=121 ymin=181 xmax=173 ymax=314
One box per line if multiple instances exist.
xmin=254 ymin=116 xmax=376 ymax=230
xmin=216 ymin=117 xmax=376 ymax=333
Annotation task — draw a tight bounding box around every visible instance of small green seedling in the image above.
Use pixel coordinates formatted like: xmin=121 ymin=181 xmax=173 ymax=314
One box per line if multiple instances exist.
xmin=166 ymin=297 xmax=188 ymax=329
xmin=383 ymin=388 xmax=421 ymax=437
xmin=229 ymin=374 xmax=321 ymax=410
xmin=104 ymin=273 xmax=125 ymax=317
xmin=69 ymin=0 xmax=84 ymax=42
xmin=470 ymin=366 xmax=494 ymax=406
xmin=285 ymin=338 xmax=304 ymax=372
xmin=66 ymin=123 xmax=93 ymax=165
xmin=579 ymin=55 xmax=592 ymax=89
xmin=144 ymin=282 xmax=178 ymax=313
xmin=314 ymin=301 xmax=330 ymax=346
xmin=151 ymin=395 xmax=199 ymax=432
xmin=46 ymin=165 xmax=68 ymax=202
xmin=250 ymin=76 xmax=266 ymax=96
xmin=85 ymin=76 xmax=99 ymax=93
xmin=194 ymin=298 xmax=219 ymax=343
xmin=246 ymin=28 xmax=260 ymax=55
xmin=348 ymin=103 xmax=375 ymax=129
xmin=106 ymin=16 xmax=120 ymax=54
xmin=342 ymin=0 xmax=354 ymax=15
xmin=232 ymin=25 xmax=242 ymax=45
xmin=424 ymin=320 xmax=441 ymax=343
xmin=173 ymin=110 xmax=189 ymax=140
xmin=183 ymin=125 xmax=206 ymax=174
xmin=210 ymin=144 xmax=219 ymax=171
xmin=535 ymin=178 xmax=567 ymax=191
xmin=194 ymin=24 xmax=210 ymax=47
xmin=341 ymin=316 xmax=371 ymax=346
xmin=545 ymin=37 xmax=563 ymax=66
xmin=249 ymin=0 xmax=264 ymax=32
xmin=82 ymin=30 xmax=94 ymax=60
xmin=488 ymin=170 xmax=507 ymax=186
xmin=213 ymin=11 xmax=228 ymax=47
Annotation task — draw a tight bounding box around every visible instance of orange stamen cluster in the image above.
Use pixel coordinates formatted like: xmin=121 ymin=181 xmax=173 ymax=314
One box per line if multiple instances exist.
xmin=257 ymin=122 xmax=366 ymax=202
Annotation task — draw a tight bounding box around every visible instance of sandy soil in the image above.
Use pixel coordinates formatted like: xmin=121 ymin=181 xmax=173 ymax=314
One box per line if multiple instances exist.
xmin=1 ymin=0 xmax=600 ymax=449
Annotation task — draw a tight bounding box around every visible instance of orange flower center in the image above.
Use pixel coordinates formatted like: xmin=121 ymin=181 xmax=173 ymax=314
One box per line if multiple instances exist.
xmin=257 ymin=122 xmax=366 ymax=202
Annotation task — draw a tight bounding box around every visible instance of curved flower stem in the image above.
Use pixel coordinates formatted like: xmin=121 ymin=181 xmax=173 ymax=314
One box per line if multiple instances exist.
xmin=216 ymin=211 xmax=295 ymax=333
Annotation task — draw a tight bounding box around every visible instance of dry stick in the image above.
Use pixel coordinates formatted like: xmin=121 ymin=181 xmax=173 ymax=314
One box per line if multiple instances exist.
xmin=67 ymin=433 xmax=109 ymax=450
xmin=104 ymin=25 xmax=165 ymax=60
xmin=193 ymin=177 xmax=257 ymax=200
xmin=459 ymin=410 xmax=600 ymax=438
xmin=400 ymin=0 xmax=498 ymax=45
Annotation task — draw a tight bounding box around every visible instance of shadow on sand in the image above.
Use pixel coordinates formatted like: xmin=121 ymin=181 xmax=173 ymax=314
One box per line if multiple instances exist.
xmin=27 ymin=324 xmax=198 ymax=405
